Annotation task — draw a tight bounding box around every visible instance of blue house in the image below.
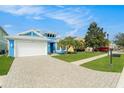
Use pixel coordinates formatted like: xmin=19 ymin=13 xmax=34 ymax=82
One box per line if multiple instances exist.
xmin=6 ymin=29 xmax=57 ymax=57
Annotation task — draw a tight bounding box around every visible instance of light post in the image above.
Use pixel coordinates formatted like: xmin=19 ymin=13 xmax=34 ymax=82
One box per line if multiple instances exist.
xmin=109 ymin=48 xmax=112 ymax=65
xmin=107 ymin=33 xmax=109 ymax=56
xmin=107 ymin=33 xmax=112 ymax=65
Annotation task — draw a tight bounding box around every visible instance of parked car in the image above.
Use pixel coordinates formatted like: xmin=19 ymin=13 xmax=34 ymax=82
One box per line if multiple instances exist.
xmin=56 ymin=49 xmax=66 ymax=54
xmin=94 ymin=47 xmax=109 ymax=52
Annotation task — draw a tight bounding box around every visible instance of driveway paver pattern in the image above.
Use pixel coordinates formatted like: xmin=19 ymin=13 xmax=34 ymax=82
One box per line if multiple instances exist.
xmin=2 ymin=56 xmax=120 ymax=88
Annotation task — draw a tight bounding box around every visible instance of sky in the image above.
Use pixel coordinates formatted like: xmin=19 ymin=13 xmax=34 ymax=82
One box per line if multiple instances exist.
xmin=0 ymin=5 xmax=124 ymax=40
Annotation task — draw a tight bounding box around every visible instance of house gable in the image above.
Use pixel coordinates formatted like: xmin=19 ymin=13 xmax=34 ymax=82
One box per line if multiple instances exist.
xmin=18 ymin=29 xmax=45 ymax=38
xmin=19 ymin=32 xmax=39 ymax=37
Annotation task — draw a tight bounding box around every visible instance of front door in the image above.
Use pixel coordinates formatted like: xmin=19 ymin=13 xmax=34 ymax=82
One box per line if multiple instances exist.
xmin=9 ymin=40 xmax=14 ymax=57
xmin=50 ymin=43 xmax=54 ymax=53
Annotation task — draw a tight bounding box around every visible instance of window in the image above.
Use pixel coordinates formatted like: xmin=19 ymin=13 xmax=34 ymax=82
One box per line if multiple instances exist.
xmin=47 ymin=34 xmax=49 ymax=37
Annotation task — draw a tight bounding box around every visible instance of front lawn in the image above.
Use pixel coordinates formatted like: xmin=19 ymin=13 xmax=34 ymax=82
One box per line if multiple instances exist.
xmin=52 ymin=52 xmax=105 ymax=62
xmin=0 ymin=56 xmax=14 ymax=75
xmin=81 ymin=55 xmax=124 ymax=73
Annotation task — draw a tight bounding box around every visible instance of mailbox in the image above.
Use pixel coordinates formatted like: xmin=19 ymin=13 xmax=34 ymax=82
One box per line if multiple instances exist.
xmin=112 ymin=54 xmax=121 ymax=57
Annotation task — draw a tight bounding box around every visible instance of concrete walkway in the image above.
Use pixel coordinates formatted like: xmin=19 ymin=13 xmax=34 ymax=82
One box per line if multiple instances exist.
xmin=0 ymin=76 xmax=6 ymax=87
xmin=116 ymin=68 xmax=124 ymax=88
xmin=2 ymin=56 xmax=120 ymax=88
xmin=71 ymin=54 xmax=107 ymax=66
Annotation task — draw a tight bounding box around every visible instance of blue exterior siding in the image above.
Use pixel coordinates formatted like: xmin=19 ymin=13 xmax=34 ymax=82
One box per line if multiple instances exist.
xmin=32 ymin=32 xmax=39 ymax=37
xmin=24 ymin=32 xmax=32 ymax=36
xmin=20 ymin=32 xmax=39 ymax=37
xmin=9 ymin=40 xmax=14 ymax=57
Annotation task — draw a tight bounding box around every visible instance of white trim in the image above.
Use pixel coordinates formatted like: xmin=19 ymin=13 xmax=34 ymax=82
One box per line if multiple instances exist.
xmin=17 ymin=29 xmax=37 ymax=35
xmin=33 ymin=31 xmax=45 ymax=38
xmin=5 ymin=36 xmax=48 ymax=41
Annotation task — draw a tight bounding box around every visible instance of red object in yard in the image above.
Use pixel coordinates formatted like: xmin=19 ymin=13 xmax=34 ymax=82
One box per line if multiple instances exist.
xmin=96 ymin=47 xmax=109 ymax=52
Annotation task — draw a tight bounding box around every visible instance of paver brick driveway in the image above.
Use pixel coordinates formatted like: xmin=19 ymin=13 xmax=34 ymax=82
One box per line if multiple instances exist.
xmin=3 ymin=56 xmax=120 ymax=88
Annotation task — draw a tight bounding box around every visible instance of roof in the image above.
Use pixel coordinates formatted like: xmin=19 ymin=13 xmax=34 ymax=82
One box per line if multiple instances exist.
xmin=0 ymin=26 xmax=8 ymax=35
xmin=5 ymin=36 xmax=48 ymax=41
xmin=18 ymin=29 xmax=57 ymax=37
xmin=75 ymin=37 xmax=85 ymax=41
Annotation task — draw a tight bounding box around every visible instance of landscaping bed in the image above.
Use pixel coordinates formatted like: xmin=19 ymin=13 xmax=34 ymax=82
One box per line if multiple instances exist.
xmin=52 ymin=52 xmax=105 ymax=62
xmin=81 ymin=55 xmax=124 ymax=73
xmin=0 ymin=56 xmax=14 ymax=75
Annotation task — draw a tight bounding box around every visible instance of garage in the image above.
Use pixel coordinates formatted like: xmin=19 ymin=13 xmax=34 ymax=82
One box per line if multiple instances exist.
xmin=15 ymin=40 xmax=47 ymax=57
xmin=6 ymin=36 xmax=48 ymax=57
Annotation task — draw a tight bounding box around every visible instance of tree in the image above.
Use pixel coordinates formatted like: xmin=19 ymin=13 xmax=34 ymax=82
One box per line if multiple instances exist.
xmin=57 ymin=36 xmax=75 ymax=50
xmin=114 ymin=33 xmax=124 ymax=47
xmin=75 ymin=39 xmax=85 ymax=51
xmin=84 ymin=22 xmax=108 ymax=49
xmin=57 ymin=39 xmax=65 ymax=49
xmin=57 ymin=36 xmax=85 ymax=53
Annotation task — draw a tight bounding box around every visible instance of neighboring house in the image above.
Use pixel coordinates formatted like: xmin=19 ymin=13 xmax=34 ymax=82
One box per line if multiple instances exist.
xmin=6 ymin=29 xmax=57 ymax=57
xmin=75 ymin=37 xmax=85 ymax=42
xmin=0 ymin=27 xmax=8 ymax=54
xmin=109 ymin=43 xmax=118 ymax=50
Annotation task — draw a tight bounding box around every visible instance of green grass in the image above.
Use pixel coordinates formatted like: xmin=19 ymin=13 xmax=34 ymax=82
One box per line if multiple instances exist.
xmin=81 ymin=55 xmax=124 ymax=73
xmin=53 ymin=52 xmax=105 ymax=62
xmin=0 ymin=56 xmax=14 ymax=75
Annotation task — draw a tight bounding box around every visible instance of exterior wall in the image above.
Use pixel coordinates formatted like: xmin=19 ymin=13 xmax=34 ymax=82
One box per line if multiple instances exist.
xmin=0 ymin=28 xmax=8 ymax=51
xmin=14 ymin=39 xmax=47 ymax=57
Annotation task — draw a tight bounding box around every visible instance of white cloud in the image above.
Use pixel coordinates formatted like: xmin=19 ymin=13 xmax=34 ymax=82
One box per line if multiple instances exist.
xmin=45 ymin=7 xmax=93 ymax=36
xmin=3 ymin=24 xmax=13 ymax=28
xmin=0 ymin=6 xmax=44 ymax=16
xmin=66 ymin=28 xmax=79 ymax=36
xmin=32 ymin=16 xmax=44 ymax=20
xmin=0 ymin=6 xmax=94 ymax=36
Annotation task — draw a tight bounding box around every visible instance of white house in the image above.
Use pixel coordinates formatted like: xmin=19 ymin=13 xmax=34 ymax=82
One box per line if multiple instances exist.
xmin=6 ymin=29 xmax=57 ymax=57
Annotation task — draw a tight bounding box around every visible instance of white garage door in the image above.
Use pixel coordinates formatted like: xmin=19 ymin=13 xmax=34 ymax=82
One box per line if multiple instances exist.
xmin=15 ymin=40 xmax=47 ymax=57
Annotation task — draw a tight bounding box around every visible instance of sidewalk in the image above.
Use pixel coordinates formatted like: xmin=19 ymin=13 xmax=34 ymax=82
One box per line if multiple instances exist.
xmin=0 ymin=76 xmax=6 ymax=87
xmin=116 ymin=68 xmax=124 ymax=88
xmin=71 ymin=54 xmax=107 ymax=66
